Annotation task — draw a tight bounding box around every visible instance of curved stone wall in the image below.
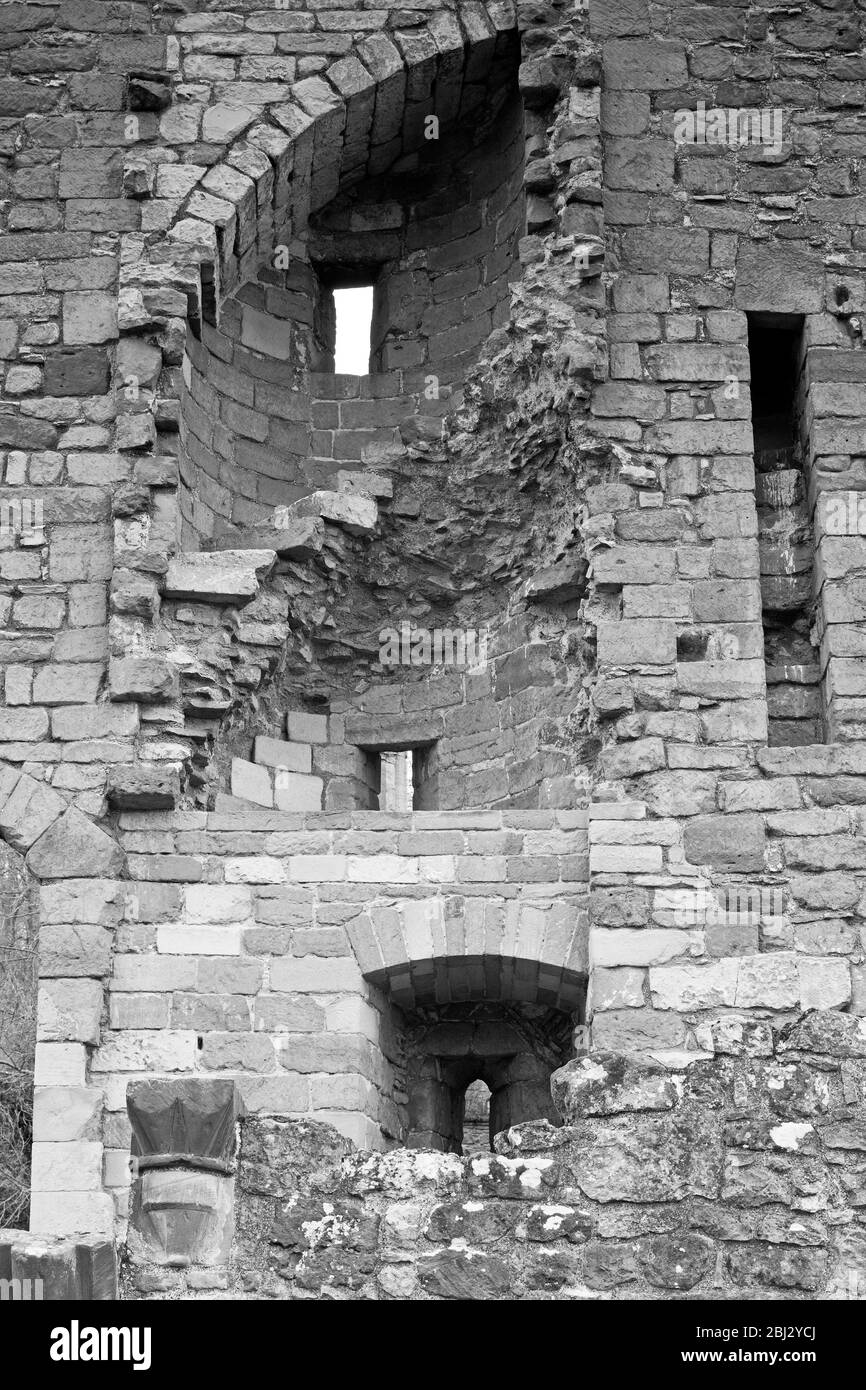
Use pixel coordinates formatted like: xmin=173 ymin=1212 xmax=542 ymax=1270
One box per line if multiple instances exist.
xmin=177 ymin=74 xmax=525 ymax=545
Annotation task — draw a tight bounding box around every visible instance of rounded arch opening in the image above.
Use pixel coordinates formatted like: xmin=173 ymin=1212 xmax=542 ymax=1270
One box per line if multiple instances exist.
xmin=173 ymin=20 xmax=523 ymax=550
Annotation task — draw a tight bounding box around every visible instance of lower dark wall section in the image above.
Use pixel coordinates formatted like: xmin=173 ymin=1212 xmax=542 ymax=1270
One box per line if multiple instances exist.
xmin=0 ymin=1233 xmax=116 ymax=1300
xmin=120 ymin=1009 xmax=865 ymax=1300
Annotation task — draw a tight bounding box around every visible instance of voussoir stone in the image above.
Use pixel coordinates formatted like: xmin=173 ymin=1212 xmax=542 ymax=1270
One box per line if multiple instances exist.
xmin=26 ymin=807 xmax=125 ymax=879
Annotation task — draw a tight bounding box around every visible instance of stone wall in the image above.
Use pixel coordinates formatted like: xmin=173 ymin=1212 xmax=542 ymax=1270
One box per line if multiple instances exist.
xmin=120 ymin=1012 xmax=866 ymax=1300
xmin=0 ymin=0 xmax=865 ymax=1304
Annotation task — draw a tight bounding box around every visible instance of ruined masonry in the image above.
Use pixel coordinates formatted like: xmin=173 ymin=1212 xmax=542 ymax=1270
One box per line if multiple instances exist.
xmin=0 ymin=0 xmax=865 ymax=1300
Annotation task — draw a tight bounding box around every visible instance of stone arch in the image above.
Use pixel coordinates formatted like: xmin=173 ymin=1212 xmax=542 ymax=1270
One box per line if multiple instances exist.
xmin=347 ymin=896 xmax=586 ymax=1012
xmin=105 ymin=0 xmax=604 ymax=813
xmin=345 ymin=896 xmax=584 ymax=1151
xmin=105 ymin=4 xmax=526 ymax=784
xmin=120 ymin=4 xmax=520 ymax=349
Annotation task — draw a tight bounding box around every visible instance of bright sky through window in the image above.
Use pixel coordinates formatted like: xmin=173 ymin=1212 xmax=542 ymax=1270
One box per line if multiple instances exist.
xmin=333 ymin=285 xmax=374 ymax=374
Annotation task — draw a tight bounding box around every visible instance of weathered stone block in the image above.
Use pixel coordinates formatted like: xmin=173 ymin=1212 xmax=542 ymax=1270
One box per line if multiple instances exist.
xmin=164 ymin=549 xmax=275 ymax=604
xmin=0 ymin=773 xmax=66 ymax=852
xmin=109 ymin=658 xmax=179 ymax=704
xmin=274 ymin=772 xmax=324 ymax=812
xmin=591 ymin=928 xmax=704 ymax=968
xmin=43 ymin=346 xmax=110 ymax=396
xmin=735 ymin=244 xmax=824 ymax=314
xmin=254 ymin=736 xmax=311 ymax=773
xmin=37 ymin=979 xmax=103 ymax=1045
xmin=107 ymin=766 xmax=179 ymax=810
xmin=553 ymin=1053 xmax=680 ymax=1120
xmin=286 ymin=710 xmax=328 ymax=744
xmin=683 ymin=814 xmax=766 ymax=871
xmin=27 ymin=808 xmax=124 ymax=880
xmin=231 ymin=757 xmax=273 ymax=808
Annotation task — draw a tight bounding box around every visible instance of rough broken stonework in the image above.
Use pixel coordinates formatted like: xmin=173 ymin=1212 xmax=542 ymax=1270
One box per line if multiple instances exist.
xmin=0 ymin=0 xmax=864 ymax=1305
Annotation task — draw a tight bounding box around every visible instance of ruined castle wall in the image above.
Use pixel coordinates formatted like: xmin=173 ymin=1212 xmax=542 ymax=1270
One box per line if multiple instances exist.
xmin=0 ymin=0 xmax=864 ymax=1305
xmin=84 ymin=805 xmax=588 ymax=1234
xmin=585 ymin=0 xmax=866 ymax=1073
xmin=121 ymin=1013 xmax=866 ymax=1301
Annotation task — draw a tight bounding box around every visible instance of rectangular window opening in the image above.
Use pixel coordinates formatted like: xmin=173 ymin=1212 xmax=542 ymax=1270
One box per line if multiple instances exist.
xmin=334 ymin=284 xmax=374 ymax=374
xmin=746 ymin=312 xmax=822 ymax=746
xmin=362 ymin=745 xmax=438 ymax=811
xmin=315 ymin=267 xmax=379 ymax=375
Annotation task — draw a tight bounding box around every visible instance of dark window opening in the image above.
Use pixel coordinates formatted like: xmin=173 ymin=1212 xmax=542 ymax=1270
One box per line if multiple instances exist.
xmin=400 ymin=1002 xmax=573 ymax=1155
xmin=747 ymin=313 xmax=822 ymax=746
xmin=461 ymin=1080 xmax=493 ymax=1158
xmin=314 ymin=265 xmax=381 ymax=375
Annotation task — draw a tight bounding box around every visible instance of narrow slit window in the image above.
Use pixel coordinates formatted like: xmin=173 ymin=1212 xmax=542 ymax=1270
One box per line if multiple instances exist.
xmin=747 ymin=313 xmax=821 ymax=746
xmin=333 ymin=284 xmax=374 ymax=374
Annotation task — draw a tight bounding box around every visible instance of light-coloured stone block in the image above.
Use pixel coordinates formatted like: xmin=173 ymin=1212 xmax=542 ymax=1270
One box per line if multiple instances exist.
xmin=798 ymin=957 xmax=851 ymax=1010
xmin=29 ymin=1189 xmax=116 ymax=1236
xmin=650 ymin=959 xmax=740 ymax=1011
xmin=30 ymin=1140 xmax=103 ymax=1192
xmin=163 ymin=549 xmax=274 ymax=603
xmin=734 ymin=952 xmax=799 ymax=1009
xmin=289 ymin=855 xmax=346 ymax=881
xmin=274 ymin=771 xmax=323 ymax=811
xmin=184 ymin=883 xmax=252 ymax=923
xmin=32 ymin=1086 xmax=103 ymax=1143
xmin=287 ymin=710 xmax=329 ymax=744
xmin=347 ymin=854 xmax=420 ymax=883
xmin=590 ymin=819 xmax=680 ymax=845
xmin=34 ymin=1042 xmax=87 ymax=1087
xmin=231 ymin=757 xmax=273 ymax=807
xmin=590 ymin=844 xmax=664 ymax=873
xmin=269 ymin=956 xmax=363 ymax=992
xmin=157 ymin=924 xmax=242 ymax=955
xmin=90 ymin=1030 xmax=199 ymax=1072
xmin=589 ymin=966 xmax=646 ymax=1011
xmin=224 ymin=855 xmax=286 ymax=883
xmin=591 ymin=928 xmax=704 ymax=968
xmin=37 ymin=979 xmax=103 ymax=1045
xmin=254 ymin=736 xmax=311 ymax=772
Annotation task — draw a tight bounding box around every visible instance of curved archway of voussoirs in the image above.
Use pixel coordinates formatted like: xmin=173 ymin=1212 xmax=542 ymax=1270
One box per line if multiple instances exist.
xmin=159 ymin=5 xmax=521 ymax=330
xmin=347 ymin=900 xmax=587 ymax=1015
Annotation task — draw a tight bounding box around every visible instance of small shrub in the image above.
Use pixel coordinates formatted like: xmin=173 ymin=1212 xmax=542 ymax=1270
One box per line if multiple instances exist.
xmin=0 ymin=844 xmax=38 ymax=1229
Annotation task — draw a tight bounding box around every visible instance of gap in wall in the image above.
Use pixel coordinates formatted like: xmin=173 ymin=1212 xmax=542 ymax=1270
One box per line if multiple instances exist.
xmin=747 ymin=312 xmax=823 ymax=746
xmin=333 ymin=284 xmax=375 ymax=374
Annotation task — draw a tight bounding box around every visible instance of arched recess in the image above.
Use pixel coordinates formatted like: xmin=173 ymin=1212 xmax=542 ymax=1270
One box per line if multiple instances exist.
xmin=107 ymin=2 xmax=528 ymax=785
xmin=118 ymin=3 xmax=521 ymax=418
xmin=346 ymin=896 xmax=585 ymax=1152
xmin=106 ymin=0 xmax=604 ymax=814
xmin=347 ymin=894 xmax=586 ymax=1012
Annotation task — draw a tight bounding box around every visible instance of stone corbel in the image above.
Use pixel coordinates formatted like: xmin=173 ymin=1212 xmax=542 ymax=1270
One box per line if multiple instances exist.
xmin=126 ymin=1079 xmax=243 ymax=1268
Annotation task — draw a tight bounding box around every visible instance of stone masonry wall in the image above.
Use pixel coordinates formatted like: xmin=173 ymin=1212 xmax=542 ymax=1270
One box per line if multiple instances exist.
xmin=40 ymin=807 xmax=585 ymax=1238
xmin=0 ymin=0 xmax=865 ymax=1306
xmin=121 ymin=1012 xmax=866 ymax=1301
